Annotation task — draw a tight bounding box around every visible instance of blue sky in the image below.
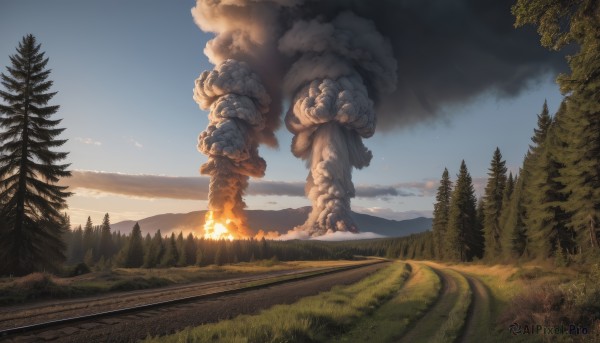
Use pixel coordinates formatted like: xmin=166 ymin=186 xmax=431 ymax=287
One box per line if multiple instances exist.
xmin=0 ymin=1 xmax=564 ymax=227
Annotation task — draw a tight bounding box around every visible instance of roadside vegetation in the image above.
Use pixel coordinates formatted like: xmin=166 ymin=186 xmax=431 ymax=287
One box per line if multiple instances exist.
xmin=335 ymin=263 xmax=441 ymax=342
xmin=145 ymin=262 xmax=409 ymax=343
xmin=0 ymin=259 xmax=355 ymax=306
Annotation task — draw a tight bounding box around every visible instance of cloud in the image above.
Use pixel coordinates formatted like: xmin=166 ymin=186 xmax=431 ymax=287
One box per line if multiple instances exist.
xmin=353 ymin=207 xmax=433 ymax=221
xmin=64 ymin=171 xmax=488 ymax=201
xmin=393 ymin=180 xmax=438 ymax=197
xmin=275 ymin=229 xmax=383 ymax=241
xmin=129 ymin=138 xmax=143 ymax=148
xmin=64 ymin=170 xmax=416 ymax=200
xmin=75 ymin=137 xmax=101 ymax=146
xmin=310 ymin=231 xmax=384 ymax=241
xmin=392 ymin=177 xmax=486 ymax=198
xmin=66 ymin=171 xmax=209 ymax=200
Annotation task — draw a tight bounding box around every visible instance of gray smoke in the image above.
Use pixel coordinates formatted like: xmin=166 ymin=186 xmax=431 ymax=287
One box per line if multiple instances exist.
xmin=191 ymin=0 xmax=564 ymax=236
xmin=194 ymin=59 xmax=270 ymax=236
xmin=281 ymin=12 xmax=397 ymax=235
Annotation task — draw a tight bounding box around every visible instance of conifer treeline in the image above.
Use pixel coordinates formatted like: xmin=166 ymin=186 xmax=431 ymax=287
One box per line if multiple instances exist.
xmin=66 ymin=213 xmax=368 ymax=269
xmin=429 ymin=100 xmax=600 ymax=264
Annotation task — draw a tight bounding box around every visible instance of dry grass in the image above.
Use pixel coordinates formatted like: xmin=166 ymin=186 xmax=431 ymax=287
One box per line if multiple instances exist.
xmin=0 ymin=260 xmax=358 ymax=306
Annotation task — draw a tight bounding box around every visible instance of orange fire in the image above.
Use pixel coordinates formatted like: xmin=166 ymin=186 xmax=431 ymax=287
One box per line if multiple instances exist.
xmin=203 ymin=211 xmax=235 ymax=240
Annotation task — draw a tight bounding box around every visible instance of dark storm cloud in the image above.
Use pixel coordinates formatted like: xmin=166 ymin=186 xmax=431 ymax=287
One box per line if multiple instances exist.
xmin=295 ymin=0 xmax=566 ymax=129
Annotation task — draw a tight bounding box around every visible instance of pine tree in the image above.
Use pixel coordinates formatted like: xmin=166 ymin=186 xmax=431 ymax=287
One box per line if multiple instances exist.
xmin=185 ymin=233 xmax=197 ymax=266
xmin=214 ymin=243 xmax=224 ymax=266
xmin=143 ymin=230 xmax=163 ymax=268
xmin=499 ymin=172 xmax=515 ymax=227
xmin=475 ymin=198 xmax=485 ymax=257
xmin=82 ymin=216 xmax=95 ymax=261
xmin=502 ymin=169 xmax=529 ymax=259
xmin=555 ymin=97 xmax=600 ymax=257
xmin=523 ymin=102 xmax=553 ymax=254
xmin=513 ymin=0 xmax=600 ymax=257
xmin=124 ymin=222 xmax=144 ymax=268
xmin=68 ymin=225 xmax=84 ymax=264
xmin=98 ymin=213 xmax=113 ymax=261
xmin=0 ymin=35 xmax=72 ymax=275
xmin=445 ymin=161 xmax=478 ymax=261
xmin=483 ymin=148 xmax=507 ymax=260
xmin=160 ymin=233 xmax=179 ymax=267
xmin=529 ymin=102 xmax=574 ymax=257
xmin=432 ymin=168 xmax=452 ymax=259
xmin=176 ymin=231 xmax=186 ymax=266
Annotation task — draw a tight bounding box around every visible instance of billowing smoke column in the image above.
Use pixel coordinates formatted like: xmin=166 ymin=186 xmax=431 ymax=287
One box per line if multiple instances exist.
xmin=280 ymin=12 xmax=397 ymax=235
xmin=191 ymin=0 xmax=565 ymax=237
xmin=194 ymin=59 xmax=271 ymax=237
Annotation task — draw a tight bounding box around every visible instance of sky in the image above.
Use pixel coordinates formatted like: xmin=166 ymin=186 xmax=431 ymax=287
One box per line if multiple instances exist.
xmin=0 ymin=0 xmax=565 ymax=228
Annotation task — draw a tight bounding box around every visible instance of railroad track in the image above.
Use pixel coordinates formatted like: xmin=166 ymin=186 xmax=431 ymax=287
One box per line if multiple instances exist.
xmin=0 ymin=259 xmax=386 ymax=341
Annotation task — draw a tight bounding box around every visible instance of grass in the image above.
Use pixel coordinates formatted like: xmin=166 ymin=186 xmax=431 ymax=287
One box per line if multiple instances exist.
xmin=144 ymin=261 xmax=409 ymax=343
xmin=423 ymin=260 xmax=598 ymax=343
xmin=334 ymin=263 xmax=441 ymax=343
xmin=427 ymin=262 xmax=520 ymax=321
xmin=0 ymin=260 xmax=359 ymax=306
xmin=431 ymin=269 xmax=471 ymax=343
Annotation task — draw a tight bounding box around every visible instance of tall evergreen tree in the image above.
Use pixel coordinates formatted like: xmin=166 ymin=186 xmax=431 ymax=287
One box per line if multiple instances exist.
xmin=98 ymin=213 xmax=113 ymax=261
xmin=475 ymin=197 xmax=485 ymax=254
xmin=445 ymin=161 xmax=478 ymax=261
xmin=176 ymin=231 xmax=186 ymax=266
xmin=185 ymin=233 xmax=197 ymax=266
xmin=124 ymin=222 xmax=144 ymax=268
xmin=498 ymin=172 xmax=515 ymax=233
xmin=143 ymin=229 xmax=164 ymax=268
xmin=513 ymin=0 xmax=600 ymax=257
xmin=502 ymin=170 xmax=529 ymax=259
xmin=82 ymin=216 xmax=95 ymax=262
xmin=529 ymin=102 xmax=574 ymax=258
xmin=161 ymin=233 xmax=179 ymax=267
xmin=483 ymin=148 xmax=507 ymax=260
xmin=0 ymin=35 xmax=72 ymax=275
xmin=432 ymin=168 xmax=452 ymax=259
xmin=523 ymin=102 xmax=554 ymax=255
xmin=68 ymin=225 xmax=84 ymax=264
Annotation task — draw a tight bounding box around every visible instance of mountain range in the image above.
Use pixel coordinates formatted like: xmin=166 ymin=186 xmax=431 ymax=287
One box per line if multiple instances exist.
xmin=111 ymin=207 xmax=432 ymax=238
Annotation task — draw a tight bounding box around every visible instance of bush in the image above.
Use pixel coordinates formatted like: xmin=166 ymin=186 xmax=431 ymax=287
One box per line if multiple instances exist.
xmin=507 ymin=267 xmax=549 ymax=281
xmin=109 ymin=277 xmax=172 ymax=292
xmin=70 ymin=263 xmax=91 ymax=277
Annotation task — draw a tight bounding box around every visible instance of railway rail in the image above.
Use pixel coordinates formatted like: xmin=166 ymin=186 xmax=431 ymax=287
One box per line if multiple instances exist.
xmin=0 ymin=259 xmax=386 ymax=341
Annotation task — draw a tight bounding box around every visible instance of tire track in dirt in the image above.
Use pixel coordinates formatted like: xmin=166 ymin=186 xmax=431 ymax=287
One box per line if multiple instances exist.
xmin=457 ymin=273 xmax=491 ymax=343
xmin=398 ymin=266 xmax=460 ymax=343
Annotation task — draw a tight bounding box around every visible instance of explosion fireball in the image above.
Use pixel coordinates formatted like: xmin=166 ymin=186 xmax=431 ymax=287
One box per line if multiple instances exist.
xmin=203 ymin=211 xmax=235 ymax=240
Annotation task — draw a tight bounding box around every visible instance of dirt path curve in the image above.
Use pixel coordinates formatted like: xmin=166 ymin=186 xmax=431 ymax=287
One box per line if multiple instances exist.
xmin=398 ymin=266 xmax=459 ymax=343
xmin=6 ymin=262 xmax=388 ymax=343
xmin=457 ymin=274 xmax=491 ymax=343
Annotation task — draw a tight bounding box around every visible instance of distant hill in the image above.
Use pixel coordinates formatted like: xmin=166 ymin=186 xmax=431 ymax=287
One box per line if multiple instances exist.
xmin=111 ymin=207 xmax=431 ymax=238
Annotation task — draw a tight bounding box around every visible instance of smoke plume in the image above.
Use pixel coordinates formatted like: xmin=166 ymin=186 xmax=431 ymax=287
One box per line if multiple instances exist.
xmin=281 ymin=12 xmax=398 ymax=235
xmin=194 ymin=59 xmax=271 ymax=236
xmin=191 ymin=0 xmax=565 ymax=236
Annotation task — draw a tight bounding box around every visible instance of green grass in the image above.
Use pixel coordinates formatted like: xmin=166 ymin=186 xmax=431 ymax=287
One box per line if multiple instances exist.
xmin=334 ymin=263 xmax=441 ymax=342
xmin=144 ymin=262 xmax=409 ymax=343
xmin=431 ymin=269 xmax=471 ymax=343
xmin=0 ymin=260 xmax=358 ymax=306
